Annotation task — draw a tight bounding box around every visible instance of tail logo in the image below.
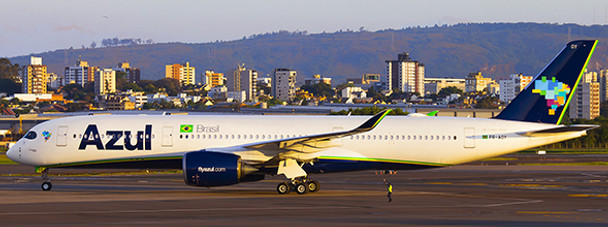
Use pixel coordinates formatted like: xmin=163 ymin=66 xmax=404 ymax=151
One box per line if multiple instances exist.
xmin=532 ymin=76 xmax=571 ymax=115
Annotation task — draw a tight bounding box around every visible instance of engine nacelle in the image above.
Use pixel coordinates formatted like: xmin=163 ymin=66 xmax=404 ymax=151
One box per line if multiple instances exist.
xmin=183 ymin=151 xmax=261 ymax=187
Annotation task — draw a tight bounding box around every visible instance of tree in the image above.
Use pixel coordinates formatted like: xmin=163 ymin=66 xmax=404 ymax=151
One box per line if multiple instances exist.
xmin=115 ymin=71 xmax=129 ymax=91
xmin=300 ymin=82 xmax=334 ymax=98
xmin=62 ymin=83 xmax=86 ymax=100
xmin=124 ymin=82 xmax=143 ymax=92
xmin=0 ymin=58 xmax=20 ymax=82
xmin=143 ymin=84 xmax=158 ymax=94
xmin=475 ymin=96 xmax=500 ymax=109
xmin=0 ymin=78 xmax=21 ymax=95
xmin=257 ymin=83 xmax=271 ymax=96
xmin=600 ymin=101 xmax=608 ymax=118
xmin=367 ymin=86 xmax=387 ymax=102
xmin=154 ymin=78 xmax=181 ymax=96
xmin=335 ymin=83 xmax=355 ymax=95
xmin=438 ymin=86 xmax=463 ymax=98
xmin=330 ymin=107 xmax=408 ymax=115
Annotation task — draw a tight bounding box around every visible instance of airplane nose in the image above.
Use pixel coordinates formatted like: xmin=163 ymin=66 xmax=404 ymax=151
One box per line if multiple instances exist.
xmin=5 ymin=143 xmax=18 ymax=162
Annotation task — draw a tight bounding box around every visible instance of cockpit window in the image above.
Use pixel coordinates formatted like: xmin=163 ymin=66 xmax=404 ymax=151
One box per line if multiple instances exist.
xmin=24 ymin=131 xmax=37 ymax=140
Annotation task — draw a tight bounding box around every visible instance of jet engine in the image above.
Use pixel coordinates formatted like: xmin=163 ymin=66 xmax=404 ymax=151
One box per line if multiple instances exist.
xmin=183 ymin=151 xmax=262 ymax=187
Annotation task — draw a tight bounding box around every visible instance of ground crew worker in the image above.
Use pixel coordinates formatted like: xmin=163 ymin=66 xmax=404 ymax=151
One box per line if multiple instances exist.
xmin=383 ymin=179 xmax=392 ymax=202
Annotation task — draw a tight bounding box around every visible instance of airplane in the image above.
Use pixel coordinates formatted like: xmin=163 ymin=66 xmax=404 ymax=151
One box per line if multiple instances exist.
xmin=6 ymin=40 xmax=599 ymax=194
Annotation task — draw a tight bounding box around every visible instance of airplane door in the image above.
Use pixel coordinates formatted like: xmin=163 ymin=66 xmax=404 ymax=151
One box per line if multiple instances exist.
xmin=464 ymin=127 xmax=475 ymax=148
xmin=162 ymin=126 xmax=173 ymax=147
xmin=56 ymin=126 xmax=68 ymax=146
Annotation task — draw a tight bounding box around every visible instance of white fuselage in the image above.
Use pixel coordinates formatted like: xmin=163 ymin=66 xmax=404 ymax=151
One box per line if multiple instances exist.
xmin=7 ymin=114 xmax=585 ymax=169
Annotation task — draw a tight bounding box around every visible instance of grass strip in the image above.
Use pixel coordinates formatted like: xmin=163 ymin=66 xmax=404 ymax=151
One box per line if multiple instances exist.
xmin=0 ymin=154 xmax=17 ymax=165
xmin=0 ymin=170 xmax=182 ymax=177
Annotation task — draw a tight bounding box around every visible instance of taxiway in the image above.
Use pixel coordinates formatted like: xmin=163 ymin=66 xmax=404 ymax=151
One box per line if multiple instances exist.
xmin=0 ymin=163 xmax=607 ymax=226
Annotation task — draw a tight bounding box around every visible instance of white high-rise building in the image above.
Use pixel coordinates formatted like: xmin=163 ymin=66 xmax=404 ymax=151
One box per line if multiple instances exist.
xmin=499 ymin=74 xmax=533 ymax=103
xmin=94 ymin=69 xmax=116 ymax=95
xmin=599 ymin=69 xmax=608 ymax=103
xmin=230 ymin=65 xmax=258 ymax=101
xmin=205 ymin=70 xmax=225 ymax=87
xmin=569 ymin=71 xmax=600 ymax=120
xmin=65 ymin=59 xmax=96 ymax=87
xmin=272 ymin=68 xmax=297 ymax=102
xmin=21 ymin=56 xmax=48 ymax=94
xmin=165 ymin=62 xmax=195 ymax=86
xmin=385 ymin=53 xmax=425 ymax=96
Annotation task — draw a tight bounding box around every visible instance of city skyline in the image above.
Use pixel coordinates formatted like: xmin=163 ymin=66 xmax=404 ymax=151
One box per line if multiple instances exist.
xmin=2 ymin=0 xmax=608 ymax=57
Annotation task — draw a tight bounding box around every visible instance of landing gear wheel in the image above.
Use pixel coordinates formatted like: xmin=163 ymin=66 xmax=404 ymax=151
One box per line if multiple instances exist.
xmin=41 ymin=182 xmax=52 ymax=191
xmin=295 ymin=183 xmax=307 ymax=194
xmin=40 ymin=168 xmax=52 ymax=191
xmin=307 ymin=180 xmax=320 ymax=193
xmin=277 ymin=182 xmax=290 ymax=194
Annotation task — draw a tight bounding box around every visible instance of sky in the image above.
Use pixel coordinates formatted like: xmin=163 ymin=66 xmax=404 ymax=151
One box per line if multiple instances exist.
xmin=1 ymin=0 xmax=607 ymax=57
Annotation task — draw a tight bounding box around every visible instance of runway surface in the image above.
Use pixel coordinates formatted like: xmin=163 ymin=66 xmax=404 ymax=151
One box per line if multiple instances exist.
xmin=0 ymin=164 xmax=607 ymax=226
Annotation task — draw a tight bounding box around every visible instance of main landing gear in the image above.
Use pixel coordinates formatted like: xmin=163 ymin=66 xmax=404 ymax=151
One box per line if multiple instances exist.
xmin=40 ymin=168 xmax=52 ymax=191
xmin=276 ymin=177 xmax=320 ymax=194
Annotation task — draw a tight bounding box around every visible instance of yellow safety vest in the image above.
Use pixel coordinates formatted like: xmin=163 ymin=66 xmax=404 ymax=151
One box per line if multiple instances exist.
xmin=388 ymin=184 xmax=393 ymax=193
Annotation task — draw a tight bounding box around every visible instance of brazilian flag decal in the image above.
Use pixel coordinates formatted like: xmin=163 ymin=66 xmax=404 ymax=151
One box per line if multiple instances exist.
xmin=180 ymin=124 xmax=193 ymax=133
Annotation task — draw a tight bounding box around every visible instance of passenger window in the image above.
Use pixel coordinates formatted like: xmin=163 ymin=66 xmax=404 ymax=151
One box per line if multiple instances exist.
xmin=24 ymin=131 xmax=37 ymax=140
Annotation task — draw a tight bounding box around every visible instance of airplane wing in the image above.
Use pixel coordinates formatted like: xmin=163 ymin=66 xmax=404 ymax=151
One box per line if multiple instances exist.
xmin=205 ymin=109 xmax=392 ymax=178
xmin=246 ymin=109 xmax=392 ymax=152
xmin=517 ymin=124 xmax=599 ymax=137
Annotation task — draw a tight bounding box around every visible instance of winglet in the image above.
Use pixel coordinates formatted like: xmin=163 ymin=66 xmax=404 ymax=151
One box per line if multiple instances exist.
xmin=427 ymin=110 xmax=438 ymax=116
xmin=353 ymin=109 xmax=392 ymax=133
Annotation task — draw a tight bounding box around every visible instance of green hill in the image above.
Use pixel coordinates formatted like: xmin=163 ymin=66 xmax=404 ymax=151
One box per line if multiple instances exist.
xmin=9 ymin=23 xmax=608 ymax=83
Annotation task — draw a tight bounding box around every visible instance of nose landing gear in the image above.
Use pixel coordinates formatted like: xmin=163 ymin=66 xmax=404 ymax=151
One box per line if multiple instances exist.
xmin=276 ymin=177 xmax=320 ymax=194
xmin=40 ymin=168 xmax=52 ymax=191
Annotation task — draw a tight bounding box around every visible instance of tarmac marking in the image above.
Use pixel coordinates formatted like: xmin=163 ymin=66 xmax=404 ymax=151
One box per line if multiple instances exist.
xmin=477 ymin=200 xmax=543 ymax=207
xmin=517 ymin=211 xmax=576 ymax=214
xmin=568 ymin=194 xmax=608 ymax=197
xmin=500 ymin=184 xmax=562 ymax=188
xmin=0 ymin=200 xmax=548 ymax=216
xmin=0 ymin=206 xmax=359 ymax=216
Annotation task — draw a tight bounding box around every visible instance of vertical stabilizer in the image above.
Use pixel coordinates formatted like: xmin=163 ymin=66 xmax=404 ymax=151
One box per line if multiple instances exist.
xmin=494 ymin=40 xmax=597 ymax=124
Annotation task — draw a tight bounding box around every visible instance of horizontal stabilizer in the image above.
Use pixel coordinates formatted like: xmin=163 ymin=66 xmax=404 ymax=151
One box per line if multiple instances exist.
xmin=518 ymin=124 xmax=599 ymax=137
